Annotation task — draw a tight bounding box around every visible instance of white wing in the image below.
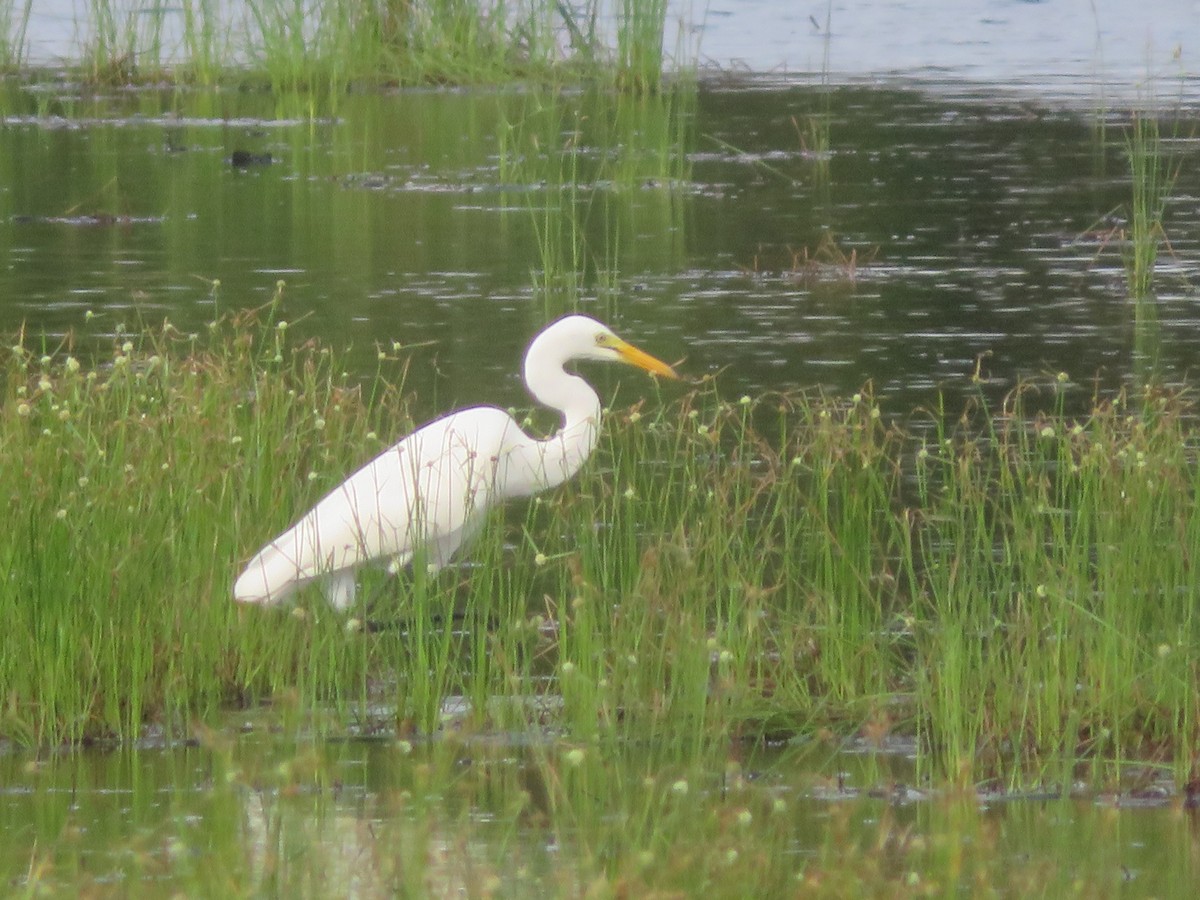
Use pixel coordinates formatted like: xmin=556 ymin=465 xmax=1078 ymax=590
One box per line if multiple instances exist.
xmin=234 ymin=406 xmax=521 ymax=606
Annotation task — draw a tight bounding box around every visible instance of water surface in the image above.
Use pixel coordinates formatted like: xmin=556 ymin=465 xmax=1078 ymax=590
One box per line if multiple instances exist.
xmin=2 ymin=80 xmax=1198 ymax=420
xmin=3 ymin=733 xmax=1197 ymax=895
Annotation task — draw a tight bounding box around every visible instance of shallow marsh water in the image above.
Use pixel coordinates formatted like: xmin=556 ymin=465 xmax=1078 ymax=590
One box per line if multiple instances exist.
xmin=5 ymin=6 xmax=1200 ymax=896
xmin=4 ymin=732 xmax=1199 ymax=896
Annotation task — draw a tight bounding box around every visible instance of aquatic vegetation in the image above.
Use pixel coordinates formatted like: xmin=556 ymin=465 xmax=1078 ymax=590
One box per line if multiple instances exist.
xmin=793 ymin=109 xmax=832 ymax=166
xmin=22 ymin=0 xmax=694 ymax=91
xmin=1123 ymin=110 xmax=1176 ymax=300
xmin=908 ymin=383 xmax=1200 ymax=786
xmin=614 ymin=0 xmax=669 ymax=93
xmin=794 ymin=1 xmax=835 ymax=186
xmin=0 ymin=0 xmax=30 ymax=71
xmin=742 ymin=230 xmax=877 ymax=286
xmin=3 ymin=315 xmax=1200 ymax=794
xmin=499 ymin=86 xmax=695 ymax=314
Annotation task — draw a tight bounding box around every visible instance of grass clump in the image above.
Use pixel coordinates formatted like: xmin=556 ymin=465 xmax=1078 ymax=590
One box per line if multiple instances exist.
xmin=0 ymin=306 xmax=414 ymax=745
xmin=908 ymin=384 xmax=1200 ymax=785
xmin=511 ymin=380 xmax=1200 ymax=786
xmin=496 ymin=86 xmax=695 ymax=315
xmin=0 ymin=0 xmax=31 ymax=71
xmin=1122 ymin=110 xmax=1177 ymax=300
xmin=24 ymin=1 xmax=694 ymax=92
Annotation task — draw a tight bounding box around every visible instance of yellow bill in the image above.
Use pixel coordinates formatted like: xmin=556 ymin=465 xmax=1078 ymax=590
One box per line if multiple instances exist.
xmin=611 ymin=338 xmax=679 ymax=380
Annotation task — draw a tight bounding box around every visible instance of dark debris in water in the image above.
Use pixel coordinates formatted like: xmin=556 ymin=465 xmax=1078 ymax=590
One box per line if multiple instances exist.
xmin=10 ymin=213 xmax=165 ymax=227
xmin=0 ymin=114 xmax=334 ymax=130
xmin=810 ymin=771 xmax=1192 ymax=811
xmin=337 ymin=170 xmax=699 ymax=197
xmin=230 ymin=150 xmax=273 ymax=168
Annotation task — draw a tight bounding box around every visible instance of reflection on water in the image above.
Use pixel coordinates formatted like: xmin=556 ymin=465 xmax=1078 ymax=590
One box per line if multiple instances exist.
xmin=2 ymin=734 xmax=1198 ymax=895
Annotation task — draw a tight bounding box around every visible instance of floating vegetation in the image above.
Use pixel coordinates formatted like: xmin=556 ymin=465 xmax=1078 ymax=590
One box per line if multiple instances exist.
xmin=741 ymin=230 xmax=878 ymax=285
xmin=2 ymin=314 xmax=1199 ymax=795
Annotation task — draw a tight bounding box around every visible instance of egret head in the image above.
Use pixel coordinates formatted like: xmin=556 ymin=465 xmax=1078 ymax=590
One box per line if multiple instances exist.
xmin=536 ymin=315 xmax=678 ymax=379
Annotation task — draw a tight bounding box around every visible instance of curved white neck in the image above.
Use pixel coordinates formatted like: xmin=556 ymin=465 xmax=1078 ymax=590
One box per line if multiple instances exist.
xmin=501 ymin=337 xmax=605 ymax=496
xmin=534 ymin=372 xmax=602 ymax=490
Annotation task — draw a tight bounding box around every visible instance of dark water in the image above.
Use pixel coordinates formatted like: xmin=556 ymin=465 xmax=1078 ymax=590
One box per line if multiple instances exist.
xmin=2 ymin=81 xmax=1198 ymax=421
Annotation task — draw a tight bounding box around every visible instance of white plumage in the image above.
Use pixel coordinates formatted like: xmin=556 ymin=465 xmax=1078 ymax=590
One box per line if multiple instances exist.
xmin=234 ymin=315 xmax=677 ymax=609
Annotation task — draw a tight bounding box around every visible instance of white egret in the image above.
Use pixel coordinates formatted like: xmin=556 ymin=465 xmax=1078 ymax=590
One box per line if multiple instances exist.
xmin=234 ymin=315 xmax=677 ymax=610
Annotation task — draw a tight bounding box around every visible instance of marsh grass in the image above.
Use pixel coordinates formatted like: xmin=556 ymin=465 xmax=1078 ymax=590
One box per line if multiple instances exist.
xmin=3 ymin=316 xmax=1200 ymax=790
xmin=0 ymin=306 xmax=415 ymax=745
xmin=793 ymin=0 xmax=835 ymax=187
xmin=48 ymin=0 xmax=688 ymax=91
xmin=909 ymin=383 xmax=1200 ymax=786
xmin=78 ymin=0 xmax=147 ymax=83
xmin=498 ymin=87 xmax=694 ymax=313
xmin=1123 ymin=110 xmax=1178 ymax=300
xmin=241 ymin=0 xmax=460 ymax=93
xmin=748 ymin=231 xmax=878 ymax=285
xmin=176 ymin=0 xmax=228 ymax=85
xmin=0 ymin=0 xmax=31 ymax=71
xmin=614 ymin=0 xmax=668 ymax=93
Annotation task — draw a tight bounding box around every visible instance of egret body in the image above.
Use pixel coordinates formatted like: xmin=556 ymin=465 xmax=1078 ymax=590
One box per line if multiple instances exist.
xmin=233 ymin=315 xmax=677 ymax=609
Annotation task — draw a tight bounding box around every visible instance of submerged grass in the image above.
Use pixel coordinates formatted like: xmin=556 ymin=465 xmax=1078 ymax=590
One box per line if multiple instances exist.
xmin=2 ymin=315 xmax=1200 ymax=792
